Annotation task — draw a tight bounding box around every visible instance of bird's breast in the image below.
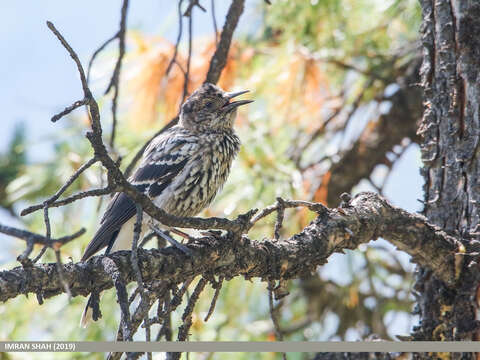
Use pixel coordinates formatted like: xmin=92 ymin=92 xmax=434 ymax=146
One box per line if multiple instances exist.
xmin=154 ymin=132 xmax=240 ymax=217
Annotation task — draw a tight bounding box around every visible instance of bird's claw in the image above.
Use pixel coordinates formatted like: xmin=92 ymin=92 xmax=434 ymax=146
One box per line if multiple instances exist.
xmin=200 ymin=230 xmax=222 ymax=237
xmin=150 ymin=226 xmax=194 ymax=256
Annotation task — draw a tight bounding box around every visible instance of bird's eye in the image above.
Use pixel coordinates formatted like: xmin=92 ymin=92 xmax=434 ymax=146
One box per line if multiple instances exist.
xmin=205 ymin=101 xmax=214 ymax=109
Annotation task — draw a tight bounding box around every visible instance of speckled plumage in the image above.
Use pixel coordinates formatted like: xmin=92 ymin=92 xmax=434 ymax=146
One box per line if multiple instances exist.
xmin=80 ymin=83 xmax=251 ymax=327
xmin=81 ymin=83 xmax=251 ymax=262
xmin=138 ymin=126 xmax=240 ymax=217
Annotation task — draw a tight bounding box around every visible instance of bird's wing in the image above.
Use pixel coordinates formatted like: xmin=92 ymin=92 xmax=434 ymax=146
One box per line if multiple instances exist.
xmin=131 ymin=129 xmax=197 ymax=198
xmin=81 ymin=192 xmax=135 ymax=261
xmin=81 ymin=128 xmax=199 ymax=261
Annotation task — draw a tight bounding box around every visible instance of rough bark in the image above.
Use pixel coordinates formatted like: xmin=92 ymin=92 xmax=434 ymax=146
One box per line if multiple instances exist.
xmin=0 ymin=192 xmax=461 ymax=304
xmin=414 ymin=0 xmax=480 ymax=352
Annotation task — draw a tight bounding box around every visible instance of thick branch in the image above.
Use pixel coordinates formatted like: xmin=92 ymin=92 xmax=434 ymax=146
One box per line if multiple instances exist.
xmin=1 ymin=192 xmax=461 ymax=303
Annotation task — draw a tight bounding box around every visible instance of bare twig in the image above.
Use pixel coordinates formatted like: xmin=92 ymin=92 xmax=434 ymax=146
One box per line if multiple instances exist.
xmin=41 ymin=202 xmax=70 ymax=301
xmin=87 ymin=33 xmax=118 ymax=83
xmin=183 ymin=0 xmax=206 ymax=17
xmin=131 ymin=204 xmax=144 ymax=291
xmin=110 ymin=284 xmax=167 ymax=360
xmin=17 ymin=240 xmax=34 ymax=267
xmin=327 ymin=58 xmax=390 ymax=83
xmin=51 ymin=157 xmax=98 ymax=200
xmin=90 ymin=291 xmax=102 ymax=322
xmin=43 ymin=207 xmax=51 ymax=241
xmin=268 ymin=281 xmax=286 ymax=360
xmin=105 ymin=0 xmax=129 ymax=149
xmin=165 ymin=0 xmax=185 ymax=77
xmin=145 ymin=317 xmax=152 ymax=360
xmin=181 ymin=278 xmax=207 ymax=333
xmin=156 ymin=279 xmax=193 ymax=340
xmin=6 ymin=5 xmax=250 ymax=352
xmin=139 ymin=231 xmax=156 ymax=248
xmin=158 ymin=295 xmax=172 ymax=341
xmin=250 ymin=199 xmax=327 ymax=225
xmin=3 ymin=214 xmax=86 ymax=266
xmin=102 ymin=256 xmax=132 ymax=341
xmin=204 ymin=276 xmax=224 ymax=322
xmin=169 ymin=278 xmax=207 ymax=360
xmin=274 ymin=197 xmax=286 ymax=240
xmin=24 ymin=179 xmax=256 ymax=233
xmin=51 ymin=99 xmax=88 ymax=122
xmin=211 ymin=0 xmax=218 ymax=45
xmin=104 ymin=0 xmax=129 ymax=95
xmin=289 ymin=104 xmax=343 ymax=167
xmin=0 ymin=225 xmax=85 ymax=247
xmin=205 ymin=0 xmax=245 ymax=84
xmin=46 ymin=22 xmax=91 ymax=98
xmin=181 ymin=8 xmax=194 ymax=105
xmin=32 ymin=246 xmax=49 ymax=263
xmin=21 ymin=186 xmax=113 ymax=216
xmin=26 ymin=157 xmax=98 ymax=216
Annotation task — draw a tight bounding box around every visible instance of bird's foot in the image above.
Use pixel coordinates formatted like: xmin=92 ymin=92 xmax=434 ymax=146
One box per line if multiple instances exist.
xmin=200 ymin=230 xmax=223 ymax=238
xmin=169 ymin=227 xmax=197 ymax=244
xmin=150 ymin=226 xmax=193 ymax=256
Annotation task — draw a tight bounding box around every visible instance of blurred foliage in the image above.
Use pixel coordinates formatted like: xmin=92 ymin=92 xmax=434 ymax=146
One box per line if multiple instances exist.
xmin=1 ymin=0 xmax=422 ymax=358
xmin=0 ymin=124 xmax=26 ymax=215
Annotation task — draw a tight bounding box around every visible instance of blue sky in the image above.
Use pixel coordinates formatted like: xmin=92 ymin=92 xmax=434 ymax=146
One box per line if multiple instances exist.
xmin=0 ymin=0 xmax=234 ymax=154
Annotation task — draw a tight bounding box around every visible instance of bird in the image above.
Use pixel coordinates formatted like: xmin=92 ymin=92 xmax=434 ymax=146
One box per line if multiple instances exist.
xmin=79 ymin=82 xmax=253 ymax=327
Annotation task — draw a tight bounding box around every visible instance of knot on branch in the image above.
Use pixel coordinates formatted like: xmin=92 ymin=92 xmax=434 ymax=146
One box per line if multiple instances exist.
xmin=235 ymin=208 xmax=258 ymax=233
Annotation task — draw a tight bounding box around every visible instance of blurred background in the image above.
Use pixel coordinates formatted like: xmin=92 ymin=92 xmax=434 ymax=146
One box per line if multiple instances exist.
xmin=0 ymin=0 xmax=423 ymax=359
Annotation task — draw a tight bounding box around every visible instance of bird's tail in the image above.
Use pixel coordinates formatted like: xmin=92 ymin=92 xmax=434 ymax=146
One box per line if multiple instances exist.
xmin=80 ymin=294 xmax=102 ymax=328
xmin=80 ymin=295 xmax=94 ymax=328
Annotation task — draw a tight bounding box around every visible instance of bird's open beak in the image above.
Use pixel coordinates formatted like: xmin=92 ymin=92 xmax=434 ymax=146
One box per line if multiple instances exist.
xmin=223 ymin=90 xmax=254 ymax=111
xmin=225 ymin=90 xmax=250 ymax=99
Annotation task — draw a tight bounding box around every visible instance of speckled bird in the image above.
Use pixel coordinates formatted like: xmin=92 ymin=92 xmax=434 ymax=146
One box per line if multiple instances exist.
xmin=79 ymin=82 xmax=252 ymax=327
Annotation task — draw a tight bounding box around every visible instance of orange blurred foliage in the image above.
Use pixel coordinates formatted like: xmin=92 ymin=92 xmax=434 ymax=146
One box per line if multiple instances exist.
xmin=313 ymin=170 xmax=330 ymax=204
xmin=274 ymin=52 xmax=330 ymax=131
xmin=346 ymin=286 xmax=359 ymax=309
xmin=126 ymin=35 xmax=239 ymax=130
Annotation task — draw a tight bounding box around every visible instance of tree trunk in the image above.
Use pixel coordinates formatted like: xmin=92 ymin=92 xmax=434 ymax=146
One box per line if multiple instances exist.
xmin=414 ymin=0 xmax=480 ymax=353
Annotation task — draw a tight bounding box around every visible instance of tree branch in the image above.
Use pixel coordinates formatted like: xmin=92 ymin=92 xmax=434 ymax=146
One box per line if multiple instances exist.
xmin=310 ymin=57 xmax=423 ymax=206
xmin=1 ymin=192 xmax=462 ymax=303
xmin=204 ymin=0 xmax=245 ymax=84
xmin=0 ymin=225 xmax=85 ymax=247
xmin=125 ymin=0 xmax=245 ymax=176
xmin=38 ymin=22 xmax=257 ymax=234
xmin=105 ymin=0 xmax=129 ymax=149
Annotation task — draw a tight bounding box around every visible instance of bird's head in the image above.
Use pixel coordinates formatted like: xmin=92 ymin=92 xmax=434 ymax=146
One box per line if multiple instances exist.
xmin=179 ymin=83 xmax=253 ymax=131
